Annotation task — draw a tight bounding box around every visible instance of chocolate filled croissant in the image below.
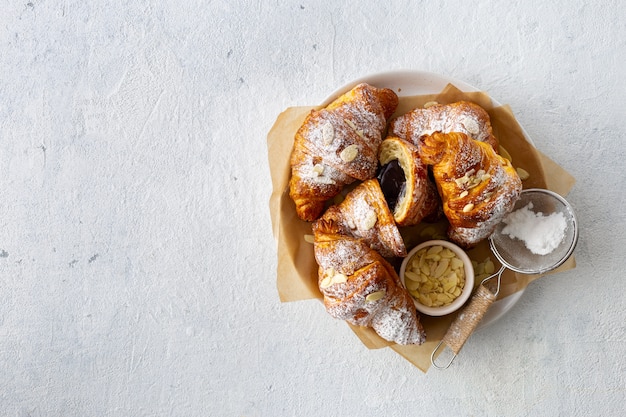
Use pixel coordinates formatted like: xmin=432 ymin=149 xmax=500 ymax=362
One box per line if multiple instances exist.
xmin=317 ymin=179 xmax=406 ymax=258
xmin=420 ymin=131 xmax=522 ymax=248
xmin=289 ymin=83 xmax=399 ymax=221
xmin=390 ymin=101 xmax=498 ymax=151
xmin=312 ymin=218 xmax=426 ymax=345
xmin=377 ymin=136 xmax=440 ymax=227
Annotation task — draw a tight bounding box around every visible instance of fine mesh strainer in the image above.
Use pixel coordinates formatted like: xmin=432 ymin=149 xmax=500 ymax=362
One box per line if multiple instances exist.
xmin=432 ymin=188 xmax=579 ymax=369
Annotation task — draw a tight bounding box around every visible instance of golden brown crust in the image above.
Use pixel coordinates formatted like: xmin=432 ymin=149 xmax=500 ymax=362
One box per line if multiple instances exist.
xmin=389 ymin=101 xmax=498 ymax=151
xmin=289 ymin=83 xmax=399 ymax=221
xmin=419 ymin=132 xmax=522 ymax=248
xmin=314 ymin=179 xmax=406 ymax=258
xmin=378 ymin=136 xmax=440 ymax=226
xmin=312 ymin=219 xmax=426 ymax=345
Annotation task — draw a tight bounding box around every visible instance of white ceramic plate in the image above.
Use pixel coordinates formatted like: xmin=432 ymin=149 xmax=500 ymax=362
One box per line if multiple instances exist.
xmin=323 ymin=70 xmax=526 ymax=331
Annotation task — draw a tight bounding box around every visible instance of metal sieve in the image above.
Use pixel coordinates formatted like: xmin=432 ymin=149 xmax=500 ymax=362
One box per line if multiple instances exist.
xmin=431 ymin=188 xmax=579 ymax=369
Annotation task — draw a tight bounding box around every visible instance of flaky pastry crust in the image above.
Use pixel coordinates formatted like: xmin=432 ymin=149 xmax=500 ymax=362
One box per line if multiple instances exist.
xmin=289 ymin=83 xmax=398 ymax=221
xmin=390 ymin=101 xmax=498 ymax=151
xmin=316 ymin=179 xmax=406 ymax=258
xmin=419 ymin=132 xmax=522 ymax=248
xmin=378 ymin=136 xmax=440 ymax=226
xmin=312 ymin=218 xmax=426 ymax=345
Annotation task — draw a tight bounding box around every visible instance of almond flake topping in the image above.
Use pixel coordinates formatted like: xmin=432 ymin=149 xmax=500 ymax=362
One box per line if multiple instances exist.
xmin=340 ymin=145 xmax=359 ymax=162
xmin=343 ymin=119 xmax=357 ymax=130
xmin=461 ymin=116 xmax=480 ymax=135
xmin=516 ymin=167 xmax=530 ymax=180
xmin=332 ymin=274 xmax=347 ymax=284
xmin=312 ymin=164 xmax=324 ymax=176
xmin=366 ymin=290 xmax=385 ymax=302
xmin=362 ymin=210 xmax=378 ymax=231
xmin=463 ymin=203 xmax=474 ymax=213
xmin=320 ymin=276 xmax=332 ymax=288
xmin=322 ymin=122 xmax=334 ymax=146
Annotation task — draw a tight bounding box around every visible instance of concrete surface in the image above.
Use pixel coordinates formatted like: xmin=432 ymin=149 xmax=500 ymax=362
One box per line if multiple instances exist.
xmin=1 ymin=0 xmax=624 ymax=415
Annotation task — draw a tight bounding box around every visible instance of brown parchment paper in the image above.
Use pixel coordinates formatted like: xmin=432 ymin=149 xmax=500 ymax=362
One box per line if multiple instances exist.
xmin=267 ymin=84 xmax=576 ymax=372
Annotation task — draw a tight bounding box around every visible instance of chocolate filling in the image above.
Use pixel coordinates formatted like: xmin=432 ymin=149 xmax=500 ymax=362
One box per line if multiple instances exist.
xmin=377 ymin=159 xmax=406 ymax=212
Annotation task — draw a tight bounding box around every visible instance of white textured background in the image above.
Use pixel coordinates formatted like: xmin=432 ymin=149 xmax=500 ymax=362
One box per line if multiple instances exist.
xmin=1 ymin=0 xmax=625 ymax=416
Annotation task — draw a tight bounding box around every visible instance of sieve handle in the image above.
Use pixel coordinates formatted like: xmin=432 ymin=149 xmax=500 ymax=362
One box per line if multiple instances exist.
xmin=431 ymin=283 xmax=498 ymax=369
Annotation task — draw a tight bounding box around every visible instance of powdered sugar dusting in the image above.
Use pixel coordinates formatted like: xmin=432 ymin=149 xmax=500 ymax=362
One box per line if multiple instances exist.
xmin=314 ymin=236 xmax=375 ymax=278
xmin=313 ymin=199 xmax=424 ymax=345
xmin=348 ymin=192 xmax=377 ymax=230
xmin=323 ymin=180 xmax=406 ymax=258
xmin=306 ymin=88 xmax=387 ymax=179
xmin=294 ymin=84 xmax=393 ymax=193
xmin=425 ymin=133 xmax=522 ymax=247
xmin=390 ymin=101 xmax=497 ymax=150
xmin=370 ymin=289 xmax=426 ymax=345
xmin=501 ymin=202 xmax=567 ymax=255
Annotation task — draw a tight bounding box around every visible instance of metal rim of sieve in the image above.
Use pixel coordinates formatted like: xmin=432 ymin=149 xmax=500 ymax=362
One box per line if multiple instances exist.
xmin=488 ymin=188 xmax=579 ymax=275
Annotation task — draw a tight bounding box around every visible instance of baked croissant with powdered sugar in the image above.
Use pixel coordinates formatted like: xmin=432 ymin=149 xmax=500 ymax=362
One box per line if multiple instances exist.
xmin=289 ymin=83 xmax=399 ymax=221
xmin=317 ymin=179 xmax=406 ymax=258
xmin=419 ymin=131 xmax=522 ymax=248
xmin=312 ymin=216 xmax=426 ymax=346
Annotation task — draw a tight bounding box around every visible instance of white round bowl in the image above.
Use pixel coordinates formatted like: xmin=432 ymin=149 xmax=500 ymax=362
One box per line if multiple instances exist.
xmin=399 ymin=240 xmax=475 ymax=316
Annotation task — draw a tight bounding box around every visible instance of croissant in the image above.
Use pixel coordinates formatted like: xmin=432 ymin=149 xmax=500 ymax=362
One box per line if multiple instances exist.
xmin=317 ymin=178 xmax=406 ymax=258
xmin=289 ymin=83 xmax=399 ymax=221
xmin=377 ymin=136 xmax=440 ymax=227
xmin=389 ymin=101 xmax=498 ymax=151
xmin=420 ymin=131 xmax=522 ymax=248
xmin=312 ymin=218 xmax=426 ymax=345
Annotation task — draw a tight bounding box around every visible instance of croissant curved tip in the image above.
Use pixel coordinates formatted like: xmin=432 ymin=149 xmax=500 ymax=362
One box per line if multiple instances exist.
xmin=311 ymin=217 xmax=340 ymax=236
